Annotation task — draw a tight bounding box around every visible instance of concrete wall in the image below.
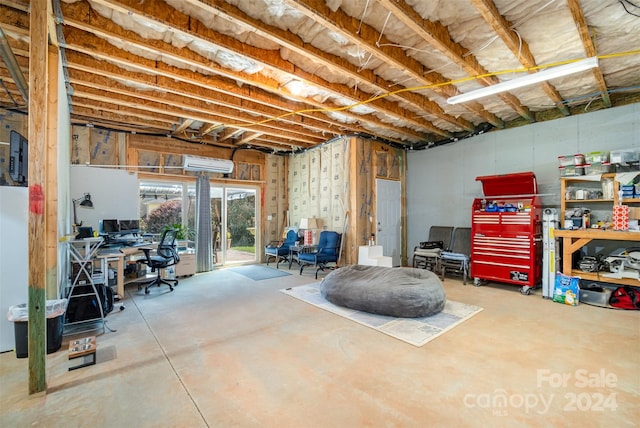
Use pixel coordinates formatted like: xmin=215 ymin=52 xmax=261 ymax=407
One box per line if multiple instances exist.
xmin=406 ymin=102 xmax=640 ymax=255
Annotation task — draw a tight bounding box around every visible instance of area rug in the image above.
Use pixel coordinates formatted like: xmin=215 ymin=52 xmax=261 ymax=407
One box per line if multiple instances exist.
xmin=229 ymin=265 xmax=292 ymax=281
xmin=281 ymin=282 xmax=483 ymax=347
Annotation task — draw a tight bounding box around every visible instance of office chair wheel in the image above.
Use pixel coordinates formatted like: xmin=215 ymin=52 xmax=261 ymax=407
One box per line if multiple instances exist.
xmin=145 ymin=288 xmax=150 ymax=294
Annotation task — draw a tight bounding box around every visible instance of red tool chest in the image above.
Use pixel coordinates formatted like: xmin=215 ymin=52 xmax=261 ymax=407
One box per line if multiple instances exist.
xmin=471 ymin=172 xmax=542 ymax=294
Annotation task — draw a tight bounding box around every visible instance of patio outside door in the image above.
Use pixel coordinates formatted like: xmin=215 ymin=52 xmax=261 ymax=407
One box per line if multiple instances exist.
xmin=212 ymin=186 xmax=258 ymax=265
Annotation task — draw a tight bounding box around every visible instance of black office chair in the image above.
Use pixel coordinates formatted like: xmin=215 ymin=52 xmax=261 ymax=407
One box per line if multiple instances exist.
xmin=138 ymin=228 xmax=180 ymax=294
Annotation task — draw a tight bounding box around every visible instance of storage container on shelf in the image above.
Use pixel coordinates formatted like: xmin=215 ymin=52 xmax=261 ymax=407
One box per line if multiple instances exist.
xmin=584 ymin=162 xmax=613 ymax=175
xmin=614 ymin=162 xmax=640 ymax=173
xmin=559 ymin=165 xmax=584 ymax=176
xmin=585 ymin=151 xmax=610 ymax=164
xmin=610 ymin=148 xmax=640 ymax=164
xmin=557 ymin=154 xmax=585 ymax=167
xmin=620 ymin=185 xmax=635 ymax=198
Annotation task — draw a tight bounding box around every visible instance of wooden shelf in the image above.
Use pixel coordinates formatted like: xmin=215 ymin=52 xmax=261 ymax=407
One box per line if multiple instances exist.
xmin=564 ymin=199 xmax=612 ymax=203
xmin=554 ymin=229 xmax=640 ymax=286
xmin=568 ymin=270 xmax=640 ymax=287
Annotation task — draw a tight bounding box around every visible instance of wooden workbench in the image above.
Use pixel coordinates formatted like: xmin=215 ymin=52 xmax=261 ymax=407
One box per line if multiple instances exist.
xmin=554 ymin=228 xmax=640 ymax=286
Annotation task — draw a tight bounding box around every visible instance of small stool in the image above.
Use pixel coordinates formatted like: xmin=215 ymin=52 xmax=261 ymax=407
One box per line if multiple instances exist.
xmin=68 ymin=336 xmax=97 ymax=371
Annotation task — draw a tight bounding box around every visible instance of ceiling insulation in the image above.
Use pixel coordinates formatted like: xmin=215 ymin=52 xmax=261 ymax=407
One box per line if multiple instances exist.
xmin=0 ymin=0 xmax=639 ymax=152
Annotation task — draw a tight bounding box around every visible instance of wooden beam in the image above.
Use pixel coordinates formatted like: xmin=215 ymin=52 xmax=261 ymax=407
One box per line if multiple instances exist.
xmin=376 ymin=0 xmax=518 ymax=127
xmin=173 ymin=119 xmax=195 ymax=134
xmin=470 ymin=0 xmax=569 ymax=117
xmin=46 ymin=46 xmax=58 ymax=300
xmin=28 ymin=0 xmax=48 ymax=395
xmin=171 ymin=0 xmax=464 ymax=133
xmin=69 ymin=81 xmax=325 ymax=144
xmin=287 ymin=0 xmax=488 ymax=131
xmin=566 ymin=0 xmax=611 ymax=108
xmin=61 ymin=0 xmax=447 ymax=139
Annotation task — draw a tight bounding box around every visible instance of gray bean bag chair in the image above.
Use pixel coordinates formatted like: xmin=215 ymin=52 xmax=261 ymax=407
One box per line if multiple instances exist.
xmin=320 ymin=265 xmax=446 ymax=318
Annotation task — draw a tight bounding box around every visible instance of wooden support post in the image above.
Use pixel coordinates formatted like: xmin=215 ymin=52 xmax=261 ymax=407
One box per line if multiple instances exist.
xmin=400 ymin=150 xmax=407 ymax=266
xmin=28 ymin=0 xmax=49 ymax=394
xmin=46 ymin=46 xmax=59 ymax=300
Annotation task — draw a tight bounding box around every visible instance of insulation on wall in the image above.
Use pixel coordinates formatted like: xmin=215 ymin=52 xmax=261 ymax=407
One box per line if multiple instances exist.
xmin=138 ymin=149 xmax=161 ymax=173
xmin=286 ymin=135 xmax=408 ymax=266
xmin=89 ymin=129 xmax=118 ymax=165
xmin=71 ymin=127 xmax=119 ymax=166
xmin=287 ymin=137 xmax=352 ymax=260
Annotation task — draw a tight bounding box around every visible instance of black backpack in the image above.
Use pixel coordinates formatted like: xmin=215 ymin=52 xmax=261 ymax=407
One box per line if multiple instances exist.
xmin=66 ymin=284 xmax=114 ymax=323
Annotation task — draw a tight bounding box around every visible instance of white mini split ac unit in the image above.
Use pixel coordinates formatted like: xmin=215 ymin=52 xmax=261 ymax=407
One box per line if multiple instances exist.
xmin=182 ymin=155 xmax=234 ymax=174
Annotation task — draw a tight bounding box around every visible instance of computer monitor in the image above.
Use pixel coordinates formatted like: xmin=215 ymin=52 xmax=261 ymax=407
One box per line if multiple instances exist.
xmin=102 ymin=219 xmax=119 ymax=234
xmin=119 ymin=219 xmax=140 ymax=233
xmin=76 ymin=226 xmax=94 ymax=239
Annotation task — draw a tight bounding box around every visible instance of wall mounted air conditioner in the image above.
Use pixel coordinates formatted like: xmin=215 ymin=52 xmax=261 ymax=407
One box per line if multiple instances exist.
xmin=183 ymin=155 xmax=234 ymax=174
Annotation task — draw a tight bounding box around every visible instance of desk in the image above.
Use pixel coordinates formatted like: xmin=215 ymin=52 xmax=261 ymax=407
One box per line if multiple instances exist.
xmin=554 ymin=229 xmax=640 ymax=286
xmin=96 ymin=246 xmax=148 ymax=300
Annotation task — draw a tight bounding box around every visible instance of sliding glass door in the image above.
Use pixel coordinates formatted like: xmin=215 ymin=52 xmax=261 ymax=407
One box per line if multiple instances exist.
xmin=213 ymin=186 xmax=257 ymax=265
xmin=139 ymin=180 xmax=257 ymax=267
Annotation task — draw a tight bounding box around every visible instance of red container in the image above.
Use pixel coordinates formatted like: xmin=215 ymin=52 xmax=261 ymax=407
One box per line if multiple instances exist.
xmin=471 ymin=172 xmax=542 ymax=291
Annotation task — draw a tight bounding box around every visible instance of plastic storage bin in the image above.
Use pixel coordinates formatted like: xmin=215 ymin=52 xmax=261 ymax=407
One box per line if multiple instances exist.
xmin=559 ymin=164 xmax=584 ymax=176
xmin=558 ymin=154 xmax=585 ymax=167
xmin=585 ymin=151 xmax=610 ymax=164
xmin=7 ymin=299 xmax=67 ymax=358
xmin=610 ymin=148 xmax=640 ymax=164
xmin=584 ymin=162 xmax=613 ymax=175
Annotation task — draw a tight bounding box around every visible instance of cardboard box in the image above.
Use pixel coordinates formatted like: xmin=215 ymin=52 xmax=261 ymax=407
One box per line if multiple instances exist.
xmin=613 ymin=205 xmax=629 ymax=230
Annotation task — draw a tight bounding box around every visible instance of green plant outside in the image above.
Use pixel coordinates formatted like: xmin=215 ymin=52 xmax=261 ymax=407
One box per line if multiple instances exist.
xmin=231 ymin=245 xmax=256 ymax=254
xmin=165 ymin=223 xmax=188 ymax=240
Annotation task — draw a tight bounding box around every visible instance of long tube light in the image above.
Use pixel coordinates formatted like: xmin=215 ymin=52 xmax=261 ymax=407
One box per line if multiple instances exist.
xmin=447 ymin=57 xmax=599 ymax=105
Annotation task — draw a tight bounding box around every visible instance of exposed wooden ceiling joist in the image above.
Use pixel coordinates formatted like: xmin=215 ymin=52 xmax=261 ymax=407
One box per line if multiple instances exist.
xmin=0 ymin=0 xmax=638 ymax=152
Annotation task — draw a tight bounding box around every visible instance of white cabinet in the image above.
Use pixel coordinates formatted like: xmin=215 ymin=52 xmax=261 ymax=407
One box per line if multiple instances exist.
xmin=358 ymin=245 xmax=393 ymax=267
xmin=175 ymin=252 xmax=196 ymax=277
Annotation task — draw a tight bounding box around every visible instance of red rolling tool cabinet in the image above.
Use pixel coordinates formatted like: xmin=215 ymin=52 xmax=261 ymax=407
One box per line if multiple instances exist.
xmin=471 ymin=172 xmax=542 ymax=294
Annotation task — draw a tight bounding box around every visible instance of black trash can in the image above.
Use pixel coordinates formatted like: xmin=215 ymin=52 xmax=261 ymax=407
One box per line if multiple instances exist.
xmin=8 ymin=300 xmax=67 ymax=359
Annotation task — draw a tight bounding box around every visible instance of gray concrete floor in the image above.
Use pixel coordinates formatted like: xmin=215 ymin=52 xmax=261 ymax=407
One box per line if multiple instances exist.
xmin=1 ymin=266 xmax=639 ymax=427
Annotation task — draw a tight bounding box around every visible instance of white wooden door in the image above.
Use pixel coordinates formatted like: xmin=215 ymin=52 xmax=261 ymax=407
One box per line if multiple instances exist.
xmin=376 ymin=179 xmax=401 ymax=266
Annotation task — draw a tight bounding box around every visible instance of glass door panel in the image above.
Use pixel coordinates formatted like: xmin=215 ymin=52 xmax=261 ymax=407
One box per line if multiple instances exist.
xmin=223 ymin=187 xmax=257 ymax=264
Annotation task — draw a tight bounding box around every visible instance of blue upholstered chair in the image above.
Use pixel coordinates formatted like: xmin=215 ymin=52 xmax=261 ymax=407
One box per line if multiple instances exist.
xmin=265 ymin=229 xmax=298 ymax=269
xmin=297 ymin=231 xmax=341 ymax=278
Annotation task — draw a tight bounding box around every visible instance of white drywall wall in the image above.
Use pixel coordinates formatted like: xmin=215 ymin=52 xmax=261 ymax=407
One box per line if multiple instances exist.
xmin=407 ymin=102 xmax=640 ymax=249
xmin=70 ymin=166 xmax=139 ymax=232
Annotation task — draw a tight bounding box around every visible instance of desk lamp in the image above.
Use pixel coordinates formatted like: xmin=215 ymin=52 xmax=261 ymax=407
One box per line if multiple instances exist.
xmin=73 ymin=193 xmax=94 ymax=230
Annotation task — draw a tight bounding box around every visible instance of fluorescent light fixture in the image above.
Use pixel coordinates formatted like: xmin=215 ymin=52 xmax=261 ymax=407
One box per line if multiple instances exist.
xmin=447 ymin=57 xmax=599 ymax=105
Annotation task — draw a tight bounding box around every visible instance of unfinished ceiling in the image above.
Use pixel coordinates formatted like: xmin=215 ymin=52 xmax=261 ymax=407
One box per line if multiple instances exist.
xmin=1 ymin=0 xmax=639 ymax=152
